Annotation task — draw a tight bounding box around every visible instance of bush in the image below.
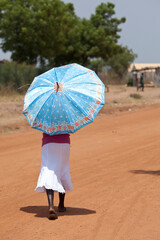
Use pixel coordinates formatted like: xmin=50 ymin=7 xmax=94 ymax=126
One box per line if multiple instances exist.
xmin=127 ymin=77 xmax=133 ymax=86
xmin=0 ymin=61 xmax=38 ymax=92
xmin=130 ymin=93 xmax=142 ymax=99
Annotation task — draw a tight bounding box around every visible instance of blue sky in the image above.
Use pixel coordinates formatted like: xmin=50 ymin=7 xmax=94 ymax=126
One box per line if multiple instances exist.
xmin=1 ymin=0 xmax=160 ymax=63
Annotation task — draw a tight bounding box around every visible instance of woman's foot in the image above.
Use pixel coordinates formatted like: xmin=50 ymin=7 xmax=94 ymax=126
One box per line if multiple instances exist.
xmin=48 ymin=208 xmax=58 ymax=220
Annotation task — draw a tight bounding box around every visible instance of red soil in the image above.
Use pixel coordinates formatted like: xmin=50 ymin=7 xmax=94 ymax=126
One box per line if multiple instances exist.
xmin=1 ymin=104 xmax=160 ymax=239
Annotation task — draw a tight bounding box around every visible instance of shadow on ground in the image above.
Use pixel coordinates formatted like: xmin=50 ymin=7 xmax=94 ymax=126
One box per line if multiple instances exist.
xmin=130 ymin=170 xmax=160 ymax=176
xmin=20 ymin=206 xmax=96 ymax=218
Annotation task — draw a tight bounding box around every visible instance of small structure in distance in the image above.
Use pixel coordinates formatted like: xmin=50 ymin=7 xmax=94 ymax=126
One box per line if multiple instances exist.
xmin=129 ymin=63 xmax=160 ymax=87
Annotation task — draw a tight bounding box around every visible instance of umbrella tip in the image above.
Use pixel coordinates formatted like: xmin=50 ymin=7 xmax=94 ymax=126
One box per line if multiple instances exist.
xmin=56 ymin=82 xmax=59 ymax=92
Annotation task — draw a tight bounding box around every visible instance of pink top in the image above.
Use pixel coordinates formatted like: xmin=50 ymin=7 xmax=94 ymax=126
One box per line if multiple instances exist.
xmin=42 ymin=133 xmax=70 ymax=146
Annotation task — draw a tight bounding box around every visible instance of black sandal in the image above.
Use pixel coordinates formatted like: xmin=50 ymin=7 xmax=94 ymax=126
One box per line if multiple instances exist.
xmin=48 ymin=208 xmax=58 ymax=220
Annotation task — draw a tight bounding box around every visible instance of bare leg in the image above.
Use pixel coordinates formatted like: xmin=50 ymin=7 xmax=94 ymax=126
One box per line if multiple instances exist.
xmin=46 ymin=189 xmax=58 ymax=219
xmin=46 ymin=189 xmax=54 ymax=209
xmin=58 ymin=193 xmax=66 ymax=212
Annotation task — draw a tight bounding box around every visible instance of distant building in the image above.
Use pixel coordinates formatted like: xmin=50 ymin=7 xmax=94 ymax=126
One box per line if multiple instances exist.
xmin=128 ymin=63 xmax=160 ymax=87
xmin=129 ymin=63 xmax=160 ymax=72
xmin=154 ymin=68 xmax=160 ymax=87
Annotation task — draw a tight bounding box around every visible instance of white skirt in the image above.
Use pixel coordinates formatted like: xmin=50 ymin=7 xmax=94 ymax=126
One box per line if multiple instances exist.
xmin=35 ymin=143 xmax=73 ymax=193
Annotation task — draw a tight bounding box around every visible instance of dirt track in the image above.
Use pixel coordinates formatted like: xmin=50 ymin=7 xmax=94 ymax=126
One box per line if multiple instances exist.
xmin=1 ymin=104 xmax=160 ymax=240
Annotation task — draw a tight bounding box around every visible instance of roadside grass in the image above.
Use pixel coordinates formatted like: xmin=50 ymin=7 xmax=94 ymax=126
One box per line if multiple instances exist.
xmin=129 ymin=93 xmax=142 ymax=99
xmin=0 ymin=126 xmax=20 ymax=134
xmin=1 ymin=86 xmax=160 ymax=134
xmin=0 ymin=91 xmax=24 ymax=101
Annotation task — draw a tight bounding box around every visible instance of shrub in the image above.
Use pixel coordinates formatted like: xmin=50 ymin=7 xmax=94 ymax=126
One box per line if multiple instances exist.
xmin=130 ymin=93 xmax=142 ymax=99
xmin=0 ymin=61 xmax=38 ymax=92
xmin=127 ymin=77 xmax=133 ymax=86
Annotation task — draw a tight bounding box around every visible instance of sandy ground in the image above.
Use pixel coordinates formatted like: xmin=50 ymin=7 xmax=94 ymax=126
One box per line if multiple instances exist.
xmin=0 ymin=85 xmax=160 ymax=133
xmin=1 ymin=103 xmax=160 ymax=239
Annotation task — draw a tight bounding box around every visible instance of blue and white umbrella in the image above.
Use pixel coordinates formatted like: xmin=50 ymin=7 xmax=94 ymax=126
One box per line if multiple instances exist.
xmin=23 ymin=63 xmax=105 ymax=135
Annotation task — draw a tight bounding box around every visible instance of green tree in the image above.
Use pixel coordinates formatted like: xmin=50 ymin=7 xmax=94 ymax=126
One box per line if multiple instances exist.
xmin=89 ymin=2 xmax=126 ymax=61
xmin=65 ymin=2 xmax=126 ymax=67
xmin=107 ymin=46 xmax=137 ymax=79
xmin=55 ymin=2 xmax=127 ymax=67
xmin=0 ymin=1 xmax=133 ymax=69
xmin=88 ymin=58 xmax=105 ymax=74
xmin=0 ymin=0 xmax=77 ymax=65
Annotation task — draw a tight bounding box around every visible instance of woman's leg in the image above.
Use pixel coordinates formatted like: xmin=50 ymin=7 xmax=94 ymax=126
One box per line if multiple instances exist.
xmin=46 ymin=189 xmax=57 ymax=219
xmin=58 ymin=193 xmax=66 ymax=212
xmin=46 ymin=189 xmax=54 ymax=209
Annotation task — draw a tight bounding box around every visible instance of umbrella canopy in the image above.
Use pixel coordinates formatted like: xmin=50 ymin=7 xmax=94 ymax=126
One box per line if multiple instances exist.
xmin=23 ymin=63 xmax=105 ymax=135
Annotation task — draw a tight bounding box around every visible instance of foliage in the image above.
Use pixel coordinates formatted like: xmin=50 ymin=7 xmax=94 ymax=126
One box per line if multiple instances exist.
xmin=88 ymin=58 xmax=105 ymax=74
xmin=90 ymin=2 xmax=126 ymax=61
xmin=0 ymin=1 xmax=128 ymax=68
xmin=107 ymin=46 xmax=137 ymax=79
xmin=0 ymin=0 xmax=77 ymax=65
xmin=127 ymin=77 xmax=133 ymax=86
xmin=0 ymin=61 xmax=38 ymax=90
xmin=130 ymin=93 xmax=142 ymax=99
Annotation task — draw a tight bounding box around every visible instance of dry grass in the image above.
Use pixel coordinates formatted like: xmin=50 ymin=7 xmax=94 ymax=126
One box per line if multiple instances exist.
xmin=129 ymin=93 xmax=142 ymax=99
xmin=105 ymin=85 xmax=160 ymax=106
xmin=0 ymin=85 xmax=160 ymax=133
xmin=102 ymin=85 xmax=160 ymax=114
xmin=0 ymin=93 xmax=26 ymax=133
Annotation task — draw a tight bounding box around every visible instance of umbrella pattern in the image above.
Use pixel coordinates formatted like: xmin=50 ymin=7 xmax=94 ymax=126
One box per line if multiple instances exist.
xmin=23 ymin=63 xmax=105 ymax=135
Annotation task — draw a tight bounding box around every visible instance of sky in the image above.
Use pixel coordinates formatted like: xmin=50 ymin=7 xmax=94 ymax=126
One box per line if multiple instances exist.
xmin=0 ymin=0 xmax=160 ymax=63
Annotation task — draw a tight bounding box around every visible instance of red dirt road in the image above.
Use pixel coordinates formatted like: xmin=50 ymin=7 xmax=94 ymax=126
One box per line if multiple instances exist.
xmin=1 ymin=105 xmax=160 ymax=240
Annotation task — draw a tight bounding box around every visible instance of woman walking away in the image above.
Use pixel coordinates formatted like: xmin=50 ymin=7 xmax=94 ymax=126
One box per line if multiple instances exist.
xmin=35 ymin=133 xmax=73 ymax=220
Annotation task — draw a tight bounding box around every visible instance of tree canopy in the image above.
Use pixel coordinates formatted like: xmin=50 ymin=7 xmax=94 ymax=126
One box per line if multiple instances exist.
xmin=0 ymin=0 xmax=77 ymax=64
xmin=107 ymin=47 xmax=137 ymax=79
xmin=0 ymin=0 xmax=136 ymax=73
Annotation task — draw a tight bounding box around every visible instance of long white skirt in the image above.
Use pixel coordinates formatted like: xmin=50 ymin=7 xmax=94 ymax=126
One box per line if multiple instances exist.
xmin=35 ymin=143 xmax=73 ymax=193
